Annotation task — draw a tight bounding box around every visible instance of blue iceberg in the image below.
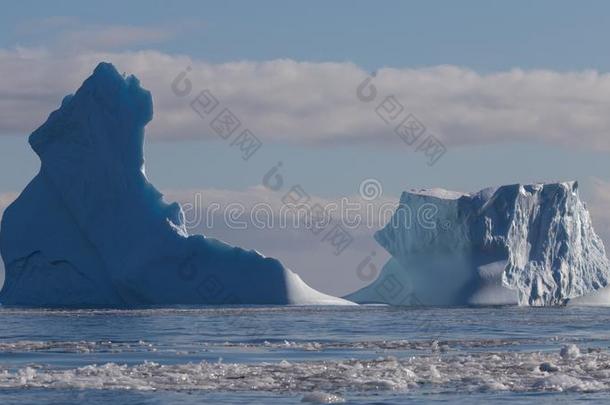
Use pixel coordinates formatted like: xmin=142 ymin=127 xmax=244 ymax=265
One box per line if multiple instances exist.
xmin=0 ymin=63 xmax=350 ymax=307
xmin=346 ymin=183 xmax=610 ymax=306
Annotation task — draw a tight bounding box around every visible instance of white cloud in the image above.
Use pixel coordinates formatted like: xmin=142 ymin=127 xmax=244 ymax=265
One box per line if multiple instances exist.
xmin=2 ymin=48 xmax=610 ymax=150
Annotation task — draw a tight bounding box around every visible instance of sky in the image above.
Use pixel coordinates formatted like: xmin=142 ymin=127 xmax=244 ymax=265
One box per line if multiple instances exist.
xmin=1 ymin=0 xmax=610 ymax=295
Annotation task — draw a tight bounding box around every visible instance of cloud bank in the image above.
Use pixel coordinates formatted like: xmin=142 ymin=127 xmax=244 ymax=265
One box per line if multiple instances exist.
xmin=1 ymin=47 xmax=610 ymax=151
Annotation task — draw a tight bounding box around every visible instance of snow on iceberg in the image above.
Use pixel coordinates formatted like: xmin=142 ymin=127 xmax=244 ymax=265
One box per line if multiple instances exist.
xmin=346 ymin=182 xmax=610 ymax=306
xmin=0 ymin=62 xmax=351 ymax=307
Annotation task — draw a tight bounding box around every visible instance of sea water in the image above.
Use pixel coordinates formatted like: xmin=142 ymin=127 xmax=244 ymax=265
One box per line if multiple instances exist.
xmin=1 ymin=305 xmax=610 ymax=404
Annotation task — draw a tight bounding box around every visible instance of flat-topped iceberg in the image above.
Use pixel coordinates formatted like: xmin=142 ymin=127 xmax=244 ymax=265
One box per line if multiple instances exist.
xmin=346 ymin=182 xmax=610 ymax=306
xmin=0 ymin=62 xmax=350 ymax=307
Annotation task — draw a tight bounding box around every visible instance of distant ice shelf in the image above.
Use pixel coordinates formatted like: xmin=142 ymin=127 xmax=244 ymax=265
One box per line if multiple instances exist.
xmin=0 ymin=62 xmax=351 ymax=307
xmin=346 ymin=182 xmax=610 ymax=306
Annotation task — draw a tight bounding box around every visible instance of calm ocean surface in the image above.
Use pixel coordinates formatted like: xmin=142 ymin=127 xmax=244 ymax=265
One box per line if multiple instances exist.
xmin=1 ymin=305 xmax=610 ymax=404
